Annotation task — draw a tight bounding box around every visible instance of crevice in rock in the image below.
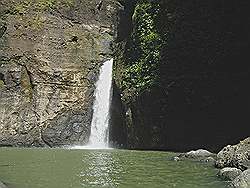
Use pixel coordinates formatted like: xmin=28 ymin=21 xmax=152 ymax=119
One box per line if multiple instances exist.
xmin=113 ymin=0 xmax=250 ymax=152
xmin=0 ymin=22 xmax=7 ymax=38
xmin=109 ymin=81 xmax=128 ymax=148
xmin=109 ymin=0 xmax=136 ymax=148
xmin=116 ymin=0 xmax=136 ymax=42
xmin=23 ymin=65 xmax=35 ymax=90
xmin=96 ymin=1 xmax=103 ymax=11
xmin=70 ymin=36 xmax=78 ymax=43
xmin=40 ymin=133 xmax=53 ymax=148
xmin=0 ymin=72 xmax=6 ymax=85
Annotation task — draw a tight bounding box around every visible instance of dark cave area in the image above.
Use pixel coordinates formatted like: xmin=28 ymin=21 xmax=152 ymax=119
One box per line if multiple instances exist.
xmin=111 ymin=0 xmax=250 ymax=152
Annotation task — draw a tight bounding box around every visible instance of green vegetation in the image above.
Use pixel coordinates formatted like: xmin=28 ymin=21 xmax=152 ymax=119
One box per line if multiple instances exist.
xmin=118 ymin=0 xmax=163 ymax=101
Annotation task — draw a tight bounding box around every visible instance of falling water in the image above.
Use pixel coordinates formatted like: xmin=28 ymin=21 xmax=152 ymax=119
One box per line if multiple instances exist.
xmin=87 ymin=59 xmax=113 ymax=149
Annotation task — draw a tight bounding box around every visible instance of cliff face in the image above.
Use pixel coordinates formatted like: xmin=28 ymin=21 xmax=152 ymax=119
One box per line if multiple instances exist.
xmin=0 ymin=0 xmax=122 ymax=147
xmin=1 ymin=0 xmax=249 ymax=151
xmin=113 ymin=0 xmax=250 ymax=152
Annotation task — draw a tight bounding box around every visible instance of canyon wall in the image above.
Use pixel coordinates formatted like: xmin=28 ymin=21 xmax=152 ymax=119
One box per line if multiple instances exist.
xmin=113 ymin=0 xmax=250 ymax=152
xmin=0 ymin=0 xmax=249 ymax=151
xmin=0 ymin=0 xmax=122 ymax=147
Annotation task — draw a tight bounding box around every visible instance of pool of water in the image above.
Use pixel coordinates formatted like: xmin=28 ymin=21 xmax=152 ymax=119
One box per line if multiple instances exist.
xmin=0 ymin=148 xmax=227 ymax=188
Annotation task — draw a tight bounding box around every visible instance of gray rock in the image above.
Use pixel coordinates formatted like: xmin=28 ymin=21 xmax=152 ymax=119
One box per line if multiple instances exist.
xmin=0 ymin=0 xmax=123 ymax=147
xmin=230 ymin=169 xmax=250 ymax=188
xmin=218 ymin=167 xmax=242 ymax=181
xmin=216 ymin=137 xmax=250 ymax=171
xmin=0 ymin=181 xmax=7 ymax=188
xmin=200 ymin=156 xmax=216 ymax=164
xmin=181 ymin=149 xmax=214 ymax=159
xmin=173 ymin=156 xmax=180 ymax=161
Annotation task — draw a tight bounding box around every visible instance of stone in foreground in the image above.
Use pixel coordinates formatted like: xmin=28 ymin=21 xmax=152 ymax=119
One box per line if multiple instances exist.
xmin=230 ymin=169 xmax=250 ymax=188
xmin=0 ymin=181 xmax=7 ymax=188
xmin=180 ymin=149 xmax=214 ymax=159
xmin=218 ymin=167 xmax=242 ymax=181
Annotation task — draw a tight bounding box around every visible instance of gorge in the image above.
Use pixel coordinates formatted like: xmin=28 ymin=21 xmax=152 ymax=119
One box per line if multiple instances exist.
xmin=0 ymin=0 xmax=249 ymax=152
xmin=0 ymin=0 xmax=121 ymax=148
xmin=111 ymin=0 xmax=250 ymax=152
xmin=0 ymin=0 xmax=249 ymax=187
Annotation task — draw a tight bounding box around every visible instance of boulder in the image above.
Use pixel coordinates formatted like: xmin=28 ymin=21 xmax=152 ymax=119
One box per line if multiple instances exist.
xmin=216 ymin=137 xmax=250 ymax=171
xmin=200 ymin=156 xmax=216 ymax=164
xmin=180 ymin=149 xmax=214 ymax=159
xmin=230 ymin=169 xmax=250 ymax=188
xmin=177 ymin=149 xmax=216 ymax=165
xmin=0 ymin=181 xmax=7 ymax=188
xmin=218 ymin=167 xmax=242 ymax=181
xmin=173 ymin=156 xmax=181 ymax=161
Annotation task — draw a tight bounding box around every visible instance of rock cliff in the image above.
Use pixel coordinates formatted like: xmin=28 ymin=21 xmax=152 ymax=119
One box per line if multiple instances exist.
xmin=1 ymin=0 xmax=249 ymax=151
xmin=0 ymin=0 xmax=122 ymax=147
xmin=113 ymin=0 xmax=250 ymax=151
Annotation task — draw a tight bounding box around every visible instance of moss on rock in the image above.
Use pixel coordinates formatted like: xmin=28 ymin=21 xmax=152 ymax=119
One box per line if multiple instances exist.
xmin=114 ymin=0 xmax=163 ymax=102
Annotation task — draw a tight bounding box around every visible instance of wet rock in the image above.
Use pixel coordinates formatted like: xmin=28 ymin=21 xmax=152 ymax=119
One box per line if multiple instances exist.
xmin=216 ymin=138 xmax=250 ymax=171
xmin=230 ymin=169 xmax=250 ymax=188
xmin=218 ymin=167 xmax=242 ymax=181
xmin=177 ymin=149 xmax=216 ymax=165
xmin=109 ymin=82 xmax=128 ymax=148
xmin=41 ymin=109 xmax=92 ymax=147
xmin=179 ymin=149 xmax=214 ymax=159
xmin=0 ymin=181 xmax=7 ymax=188
xmin=200 ymin=156 xmax=216 ymax=164
xmin=173 ymin=156 xmax=180 ymax=161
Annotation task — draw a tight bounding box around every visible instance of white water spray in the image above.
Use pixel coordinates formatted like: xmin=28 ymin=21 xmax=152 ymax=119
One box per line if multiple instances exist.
xmin=86 ymin=58 xmax=113 ymax=149
xmin=70 ymin=59 xmax=113 ymax=150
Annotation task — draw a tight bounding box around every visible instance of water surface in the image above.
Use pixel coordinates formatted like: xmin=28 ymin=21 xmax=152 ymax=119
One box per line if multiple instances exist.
xmin=0 ymin=148 xmax=227 ymax=188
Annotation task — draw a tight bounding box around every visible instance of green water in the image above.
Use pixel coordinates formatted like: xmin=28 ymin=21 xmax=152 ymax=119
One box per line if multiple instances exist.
xmin=0 ymin=148 xmax=227 ymax=188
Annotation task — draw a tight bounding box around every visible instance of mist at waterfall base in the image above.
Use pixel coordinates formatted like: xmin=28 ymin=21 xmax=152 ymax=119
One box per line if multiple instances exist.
xmin=72 ymin=59 xmax=113 ymax=150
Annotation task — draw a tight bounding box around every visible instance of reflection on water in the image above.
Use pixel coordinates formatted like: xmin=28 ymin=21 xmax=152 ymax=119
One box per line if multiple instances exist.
xmin=0 ymin=148 xmax=228 ymax=188
xmin=80 ymin=151 xmax=123 ymax=187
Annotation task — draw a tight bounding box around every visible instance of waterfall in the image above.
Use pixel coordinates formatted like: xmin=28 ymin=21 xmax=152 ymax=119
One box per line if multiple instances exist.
xmin=87 ymin=58 xmax=113 ymax=149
